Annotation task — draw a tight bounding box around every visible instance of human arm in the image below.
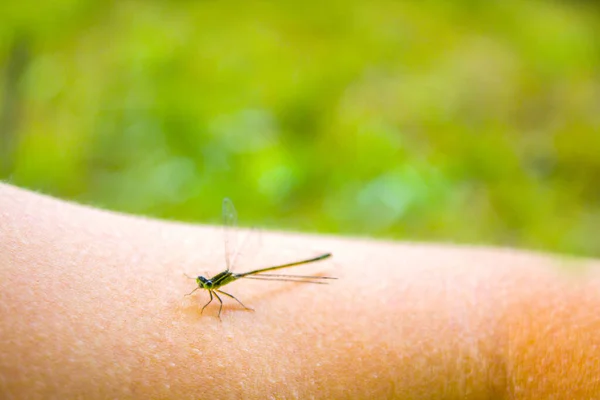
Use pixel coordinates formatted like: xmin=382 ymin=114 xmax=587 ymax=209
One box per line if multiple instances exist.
xmin=1 ymin=182 xmax=599 ymax=399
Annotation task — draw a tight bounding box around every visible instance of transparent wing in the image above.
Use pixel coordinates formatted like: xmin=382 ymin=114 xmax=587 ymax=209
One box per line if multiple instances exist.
xmin=222 ymin=197 xmax=238 ymax=271
xmin=229 ymin=226 xmax=264 ymax=271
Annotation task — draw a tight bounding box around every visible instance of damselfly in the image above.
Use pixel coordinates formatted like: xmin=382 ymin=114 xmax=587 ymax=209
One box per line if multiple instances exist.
xmin=186 ymin=198 xmax=335 ymax=318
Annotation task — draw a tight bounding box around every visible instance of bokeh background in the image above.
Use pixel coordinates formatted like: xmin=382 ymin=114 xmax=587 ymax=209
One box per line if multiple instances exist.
xmin=1 ymin=0 xmax=600 ymax=257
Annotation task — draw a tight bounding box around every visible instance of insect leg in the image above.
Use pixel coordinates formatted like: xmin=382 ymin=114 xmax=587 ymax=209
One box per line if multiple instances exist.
xmin=185 ymin=286 xmax=200 ymax=296
xmin=216 ymin=289 xmax=254 ymax=311
xmin=213 ymin=291 xmax=224 ymax=320
xmin=200 ymin=290 xmax=214 ymax=314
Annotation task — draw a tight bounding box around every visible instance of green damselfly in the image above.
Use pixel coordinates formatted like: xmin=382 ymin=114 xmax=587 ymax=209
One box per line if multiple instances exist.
xmin=186 ymin=198 xmax=334 ymax=318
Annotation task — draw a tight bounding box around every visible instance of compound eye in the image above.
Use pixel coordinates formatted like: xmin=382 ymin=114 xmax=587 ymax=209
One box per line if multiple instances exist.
xmin=197 ymin=276 xmax=213 ymax=288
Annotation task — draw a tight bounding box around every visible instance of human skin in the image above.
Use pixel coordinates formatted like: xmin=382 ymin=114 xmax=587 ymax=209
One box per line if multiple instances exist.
xmin=1 ymin=183 xmax=600 ymax=399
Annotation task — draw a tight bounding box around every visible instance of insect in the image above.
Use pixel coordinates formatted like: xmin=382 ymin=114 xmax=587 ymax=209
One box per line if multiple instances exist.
xmin=185 ymin=198 xmax=335 ymax=319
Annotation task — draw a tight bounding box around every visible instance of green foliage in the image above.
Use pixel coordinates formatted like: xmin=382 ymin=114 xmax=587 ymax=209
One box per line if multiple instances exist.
xmin=2 ymin=0 xmax=600 ymax=256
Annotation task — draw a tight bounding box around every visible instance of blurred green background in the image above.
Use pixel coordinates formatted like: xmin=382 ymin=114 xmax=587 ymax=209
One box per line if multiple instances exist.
xmin=1 ymin=0 xmax=600 ymax=257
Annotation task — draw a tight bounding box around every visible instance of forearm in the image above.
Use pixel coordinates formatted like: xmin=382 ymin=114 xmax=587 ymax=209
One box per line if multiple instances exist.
xmin=1 ymin=183 xmax=600 ymax=399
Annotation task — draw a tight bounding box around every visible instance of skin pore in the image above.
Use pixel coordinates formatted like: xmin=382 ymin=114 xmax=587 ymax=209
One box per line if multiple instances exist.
xmin=1 ymin=182 xmax=600 ymax=399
